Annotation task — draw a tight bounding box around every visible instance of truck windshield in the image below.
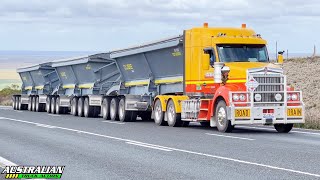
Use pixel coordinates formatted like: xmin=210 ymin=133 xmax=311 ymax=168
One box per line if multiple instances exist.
xmin=217 ymin=44 xmax=269 ymax=62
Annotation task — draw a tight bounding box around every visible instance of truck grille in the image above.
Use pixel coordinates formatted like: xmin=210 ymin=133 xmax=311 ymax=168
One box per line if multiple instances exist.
xmin=252 ymin=74 xmax=284 ymax=103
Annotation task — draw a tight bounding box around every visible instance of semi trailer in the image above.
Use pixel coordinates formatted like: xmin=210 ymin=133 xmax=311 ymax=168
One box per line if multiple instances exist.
xmin=12 ymin=62 xmax=59 ymax=112
xmin=107 ymin=23 xmax=305 ymax=132
xmin=12 ymin=23 xmax=305 ymax=133
xmin=49 ymin=53 xmax=121 ymax=117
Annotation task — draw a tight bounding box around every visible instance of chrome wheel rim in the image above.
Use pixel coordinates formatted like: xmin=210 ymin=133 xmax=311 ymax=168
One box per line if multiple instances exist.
xmin=84 ymin=100 xmax=88 ymax=115
xmin=167 ymin=104 xmax=175 ymax=124
xmin=110 ymin=101 xmax=115 ymax=118
xmin=154 ymin=102 xmax=162 ymax=122
xmin=119 ymin=101 xmax=124 ymax=119
xmin=217 ymin=107 xmax=226 ymax=126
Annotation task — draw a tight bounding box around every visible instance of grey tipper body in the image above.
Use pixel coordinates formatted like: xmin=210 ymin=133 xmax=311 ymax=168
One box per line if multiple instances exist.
xmin=110 ymin=36 xmax=184 ymax=111
xmin=12 ymin=62 xmax=59 ymax=111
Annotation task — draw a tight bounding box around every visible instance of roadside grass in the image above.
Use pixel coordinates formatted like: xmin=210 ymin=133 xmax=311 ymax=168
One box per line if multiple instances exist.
xmin=0 ymin=84 xmax=20 ymax=106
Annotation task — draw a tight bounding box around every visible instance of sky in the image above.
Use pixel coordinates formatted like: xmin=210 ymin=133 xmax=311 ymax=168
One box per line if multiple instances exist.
xmin=0 ymin=0 xmax=319 ymax=54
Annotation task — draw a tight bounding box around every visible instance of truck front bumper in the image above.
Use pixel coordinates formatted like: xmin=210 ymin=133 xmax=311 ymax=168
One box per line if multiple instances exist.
xmin=227 ymin=105 xmax=305 ymax=125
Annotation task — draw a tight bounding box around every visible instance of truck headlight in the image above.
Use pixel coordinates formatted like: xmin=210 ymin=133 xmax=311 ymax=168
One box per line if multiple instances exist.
xmin=291 ymin=94 xmax=298 ymax=101
xmin=232 ymin=94 xmax=239 ymax=101
xmin=239 ymin=94 xmax=246 ymax=101
xmin=275 ymin=93 xmax=282 ymax=101
xmin=254 ymin=94 xmax=262 ymax=101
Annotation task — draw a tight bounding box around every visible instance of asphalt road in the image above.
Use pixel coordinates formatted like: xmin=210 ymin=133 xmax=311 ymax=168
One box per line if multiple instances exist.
xmin=0 ymin=107 xmax=319 ymax=180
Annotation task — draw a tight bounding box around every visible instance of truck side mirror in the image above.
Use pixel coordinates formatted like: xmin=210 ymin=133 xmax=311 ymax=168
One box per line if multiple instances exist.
xmin=204 ymin=47 xmax=216 ymax=67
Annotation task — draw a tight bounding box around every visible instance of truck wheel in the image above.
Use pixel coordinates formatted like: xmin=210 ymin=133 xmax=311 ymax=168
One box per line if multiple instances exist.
xmin=78 ymin=97 xmax=84 ymax=117
xmin=200 ymin=122 xmax=210 ymax=127
xmin=84 ymin=97 xmax=93 ymax=118
xmin=215 ymin=100 xmax=233 ymax=133
xmin=46 ymin=97 xmax=51 ymax=113
xmin=56 ymin=97 xmax=62 ymax=114
xmin=166 ymin=99 xmax=183 ymax=127
xmin=118 ymin=98 xmax=137 ymax=122
xmin=102 ymin=98 xmax=110 ymax=120
xmin=154 ymin=99 xmax=167 ymax=126
xmin=71 ymin=97 xmax=78 ymax=116
xmin=274 ymin=124 xmax=293 ymax=133
xmin=110 ymin=98 xmax=119 ymax=121
xmin=51 ymin=97 xmax=56 ymax=114
xmin=35 ymin=97 xmax=40 ymax=112
xmin=32 ymin=97 xmax=36 ymax=111
xmin=28 ymin=96 xmax=32 ymax=111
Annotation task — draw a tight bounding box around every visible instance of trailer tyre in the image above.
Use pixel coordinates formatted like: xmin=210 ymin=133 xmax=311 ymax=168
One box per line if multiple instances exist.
xmin=84 ymin=97 xmax=94 ymax=118
xmin=71 ymin=97 xmax=78 ymax=116
xmin=51 ymin=97 xmax=56 ymax=114
xmin=166 ymin=99 xmax=183 ymax=127
xmin=102 ymin=98 xmax=110 ymax=120
xmin=110 ymin=98 xmax=119 ymax=121
xmin=17 ymin=97 xmax=21 ymax=110
xmin=78 ymin=97 xmax=84 ymax=117
xmin=154 ymin=99 xmax=167 ymax=126
xmin=118 ymin=98 xmax=137 ymax=122
xmin=274 ymin=124 xmax=293 ymax=133
xmin=215 ymin=100 xmax=233 ymax=133
xmin=12 ymin=96 xmax=17 ymax=110
xmin=46 ymin=97 xmax=51 ymax=113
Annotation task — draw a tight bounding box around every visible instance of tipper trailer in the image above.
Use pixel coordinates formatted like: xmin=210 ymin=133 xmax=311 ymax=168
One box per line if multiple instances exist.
xmin=107 ymin=23 xmax=305 ymax=132
xmin=12 ymin=62 xmax=59 ymax=111
xmin=49 ymin=53 xmax=121 ymax=117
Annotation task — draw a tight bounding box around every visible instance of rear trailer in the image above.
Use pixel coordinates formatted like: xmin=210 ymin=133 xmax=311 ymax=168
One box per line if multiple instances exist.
xmin=50 ymin=53 xmax=120 ymax=117
xmin=13 ymin=62 xmax=59 ymax=111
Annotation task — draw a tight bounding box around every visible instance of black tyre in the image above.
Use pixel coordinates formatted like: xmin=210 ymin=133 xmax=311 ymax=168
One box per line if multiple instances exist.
xmin=46 ymin=96 xmax=51 ymax=113
xmin=166 ymin=99 xmax=183 ymax=127
xmin=78 ymin=97 xmax=84 ymax=117
xmin=51 ymin=97 xmax=56 ymax=114
xmin=35 ymin=96 xmax=40 ymax=112
xmin=71 ymin=97 xmax=78 ymax=116
xmin=110 ymin=98 xmax=119 ymax=121
xmin=154 ymin=99 xmax=167 ymax=126
xmin=118 ymin=98 xmax=137 ymax=122
xmin=215 ymin=100 xmax=233 ymax=133
xmin=274 ymin=124 xmax=293 ymax=133
xmin=200 ymin=121 xmax=210 ymax=127
xmin=101 ymin=98 xmax=110 ymax=120
xmin=84 ymin=97 xmax=94 ymax=118
xmin=32 ymin=96 xmax=36 ymax=111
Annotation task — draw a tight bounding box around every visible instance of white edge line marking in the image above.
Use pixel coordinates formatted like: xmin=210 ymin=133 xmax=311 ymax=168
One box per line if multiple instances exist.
xmin=0 ymin=156 xmax=18 ymax=168
xmin=205 ymin=133 xmax=255 ymax=141
xmin=101 ymin=121 xmax=125 ymax=125
xmin=0 ymin=116 xmax=320 ymax=178
xmin=47 ymin=114 xmax=61 ymax=117
xmin=237 ymin=126 xmax=320 ymax=136
xmin=126 ymin=142 xmax=172 ymax=152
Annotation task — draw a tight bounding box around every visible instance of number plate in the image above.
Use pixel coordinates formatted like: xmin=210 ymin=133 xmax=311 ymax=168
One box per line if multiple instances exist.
xmin=235 ymin=109 xmax=251 ymax=118
xmin=287 ymin=108 xmax=302 ymax=117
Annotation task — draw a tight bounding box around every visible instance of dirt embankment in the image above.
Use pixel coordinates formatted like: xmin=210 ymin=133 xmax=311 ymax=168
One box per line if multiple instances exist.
xmin=283 ymin=56 xmax=320 ymax=129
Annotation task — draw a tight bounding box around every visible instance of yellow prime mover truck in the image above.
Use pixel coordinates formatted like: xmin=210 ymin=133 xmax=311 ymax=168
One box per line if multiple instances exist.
xmin=107 ymin=23 xmax=304 ymax=133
